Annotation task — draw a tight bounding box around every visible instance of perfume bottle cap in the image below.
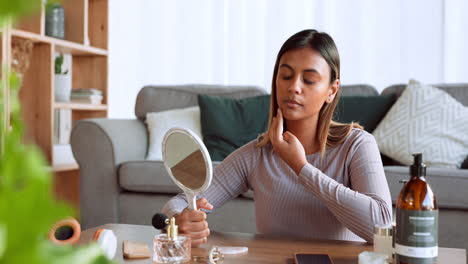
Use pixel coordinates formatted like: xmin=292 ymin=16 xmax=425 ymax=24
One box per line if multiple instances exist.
xmin=167 ymin=217 xmax=178 ymax=240
xmin=374 ymin=224 xmax=393 ymax=236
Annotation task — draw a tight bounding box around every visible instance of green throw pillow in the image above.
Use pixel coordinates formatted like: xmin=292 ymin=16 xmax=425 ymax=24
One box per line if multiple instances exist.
xmin=334 ymin=95 xmax=396 ymax=133
xmin=461 ymin=156 xmax=468 ymax=169
xmin=198 ymin=94 xmax=270 ymax=161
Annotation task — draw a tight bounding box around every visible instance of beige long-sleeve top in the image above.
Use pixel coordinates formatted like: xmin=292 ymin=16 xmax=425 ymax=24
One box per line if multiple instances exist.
xmin=162 ymin=128 xmax=393 ymax=243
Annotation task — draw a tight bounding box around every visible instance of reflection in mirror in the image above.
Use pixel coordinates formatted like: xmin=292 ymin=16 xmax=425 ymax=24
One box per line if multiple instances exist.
xmin=164 ymin=132 xmax=207 ymax=190
xmin=171 ymin=149 xmax=206 ymax=189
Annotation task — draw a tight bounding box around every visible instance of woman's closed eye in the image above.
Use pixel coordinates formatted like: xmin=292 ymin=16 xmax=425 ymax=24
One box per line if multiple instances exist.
xmin=281 ymin=75 xmax=314 ymax=85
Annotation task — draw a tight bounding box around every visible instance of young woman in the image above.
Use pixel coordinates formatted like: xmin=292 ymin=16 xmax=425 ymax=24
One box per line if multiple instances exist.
xmin=162 ymin=29 xmax=392 ymax=246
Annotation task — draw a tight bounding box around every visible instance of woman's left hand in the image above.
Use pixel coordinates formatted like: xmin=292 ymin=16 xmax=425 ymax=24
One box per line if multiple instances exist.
xmin=268 ymin=108 xmax=308 ymax=174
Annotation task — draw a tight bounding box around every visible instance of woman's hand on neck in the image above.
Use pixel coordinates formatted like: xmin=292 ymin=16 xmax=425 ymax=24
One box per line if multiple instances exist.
xmin=269 ymin=108 xmax=309 ymax=174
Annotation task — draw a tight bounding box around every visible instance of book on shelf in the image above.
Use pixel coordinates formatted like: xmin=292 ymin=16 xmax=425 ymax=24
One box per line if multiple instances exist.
xmin=70 ymin=95 xmax=103 ymax=104
xmin=71 ymin=88 xmax=103 ymax=96
xmin=71 ymin=88 xmax=103 ymax=104
xmin=53 ymin=109 xmax=76 ymax=166
xmin=54 ymin=109 xmax=72 ymax=145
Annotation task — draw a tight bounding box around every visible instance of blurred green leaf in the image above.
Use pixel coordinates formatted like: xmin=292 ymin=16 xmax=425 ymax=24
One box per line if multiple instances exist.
xmin=0 ymin=72 xmax=116 ymax=264
xmin=0 ymin=0 xmax=41 ymax=23
xmin=1 ymin=2 xmax=115 ymax=263
xmin=0 ymin=224 xmax=6 ymax=258
xmin=40 ymin=242 xmax=112 ymax=264
xmin=0 ymin=0 xmax=61 ymax=26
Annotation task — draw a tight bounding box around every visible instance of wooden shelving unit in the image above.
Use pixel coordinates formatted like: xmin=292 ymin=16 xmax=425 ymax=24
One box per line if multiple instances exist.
xmin=1 ymin=0 xmax=109 ymax=210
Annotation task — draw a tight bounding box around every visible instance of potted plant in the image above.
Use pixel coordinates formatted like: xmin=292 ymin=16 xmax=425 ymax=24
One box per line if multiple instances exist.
xmin=54 ymin=53 xmax=71 ymax=102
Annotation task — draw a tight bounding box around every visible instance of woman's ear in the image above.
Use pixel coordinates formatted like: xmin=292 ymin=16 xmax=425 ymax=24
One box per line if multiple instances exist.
xmin=328 ymin=79 xmax=340 ymax=102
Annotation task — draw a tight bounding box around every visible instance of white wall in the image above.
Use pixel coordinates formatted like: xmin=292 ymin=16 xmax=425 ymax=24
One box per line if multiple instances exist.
xmin=108 ymin=0 xmax=468 ymax=118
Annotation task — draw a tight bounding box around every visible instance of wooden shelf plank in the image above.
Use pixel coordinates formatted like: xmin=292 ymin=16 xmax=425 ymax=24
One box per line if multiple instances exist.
xmin=54 ymin=102 xmax=108 ymax=111
xmin=11 ymin=29 xmax=107 ymax=56
xmin=51 ymin=162 xmax=79 ymax=172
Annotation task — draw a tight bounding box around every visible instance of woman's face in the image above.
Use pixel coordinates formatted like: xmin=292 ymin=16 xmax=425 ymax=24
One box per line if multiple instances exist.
xmin=275 ymin=47 xmax=338 ymax=122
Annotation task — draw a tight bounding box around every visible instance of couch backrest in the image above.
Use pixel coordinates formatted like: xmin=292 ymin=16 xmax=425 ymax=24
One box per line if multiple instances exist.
xmin=340 ymin=84 xmax=379 ymax=96
xmin=135 ymin=84 xmax=378 ymax=120
xmin=381 ymin=83 xmax=468 ymax=106
xmin=135 ymin=85 xmax=266 ymax=120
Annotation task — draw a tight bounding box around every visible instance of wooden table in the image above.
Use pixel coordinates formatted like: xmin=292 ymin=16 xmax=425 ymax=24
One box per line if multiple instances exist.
xmin=79 ymin=224 xmax=466 ymax=264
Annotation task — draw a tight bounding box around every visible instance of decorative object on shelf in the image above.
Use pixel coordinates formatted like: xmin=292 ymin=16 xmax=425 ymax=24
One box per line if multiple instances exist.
xmin=11 ymin=38 xmax=33 ymax=80
xmin=45 ymin=1 xmax=65 ymax=39
xmin=54 ymin=53 xmax=71 ymax=102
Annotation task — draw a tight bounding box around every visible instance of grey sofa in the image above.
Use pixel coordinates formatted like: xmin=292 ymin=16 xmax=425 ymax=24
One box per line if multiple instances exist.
xmin=71 ymin=84 xmax=468 ymax=252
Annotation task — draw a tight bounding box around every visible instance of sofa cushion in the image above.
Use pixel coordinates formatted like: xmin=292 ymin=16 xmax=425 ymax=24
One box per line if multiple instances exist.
xmin=119 ymin=160 xmax=226 ymax=194
xmin=385 ymin=166 xmax=468 ymax=210
xmin=334 ymin=95 xmax=396 ymax=133
xmin=373 ymin=80 xmax=468 ymax=168
xmin=119 ymin=161 xmax=181 ymax=193
xmin=198 ymin=94 xmax=270 ymax=161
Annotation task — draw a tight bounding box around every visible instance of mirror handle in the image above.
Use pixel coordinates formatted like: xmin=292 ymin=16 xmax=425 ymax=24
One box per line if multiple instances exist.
xmin=186 ymin=191 xmax=197 ymax=210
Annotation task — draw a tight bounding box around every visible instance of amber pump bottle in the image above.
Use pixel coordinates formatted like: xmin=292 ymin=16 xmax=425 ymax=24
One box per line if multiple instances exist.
xmin=395 ymin=153 xmax=438 ymax=264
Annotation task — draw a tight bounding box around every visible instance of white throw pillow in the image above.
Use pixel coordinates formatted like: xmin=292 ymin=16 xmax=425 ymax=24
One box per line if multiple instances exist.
xmin=373 ymin=80 xmax=468 ymax=168
xmin=146 ymin=106 xmax=202 ymax=160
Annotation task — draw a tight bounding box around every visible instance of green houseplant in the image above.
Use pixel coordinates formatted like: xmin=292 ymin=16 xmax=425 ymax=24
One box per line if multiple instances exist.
xmin=55 ymin=53 xmax=69 ymax=75
xmin=0 ymin=1 xmax=114 ymax=263
xmin=54 ymin=53 xmax=71 ymax=102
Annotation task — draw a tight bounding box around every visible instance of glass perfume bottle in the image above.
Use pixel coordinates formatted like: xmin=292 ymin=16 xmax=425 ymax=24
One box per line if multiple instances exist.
xmin=153 ymin=217 xmax=191 ymax=264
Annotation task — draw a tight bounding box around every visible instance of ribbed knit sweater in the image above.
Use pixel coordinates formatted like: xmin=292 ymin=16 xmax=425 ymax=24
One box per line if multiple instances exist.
xmin=162 ymin=128 xmax=392 ymax=243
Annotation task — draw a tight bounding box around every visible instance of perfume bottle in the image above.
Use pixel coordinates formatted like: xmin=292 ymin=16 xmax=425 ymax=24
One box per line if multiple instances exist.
xmin=153 ymin=217 xmax=191 ymax=264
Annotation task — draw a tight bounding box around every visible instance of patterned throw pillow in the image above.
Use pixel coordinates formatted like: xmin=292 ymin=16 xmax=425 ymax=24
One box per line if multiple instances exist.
xmin=372 ymin=80 xmax=468 ymax=168
xmin=146 ymin=106 xmax=202 ymax=160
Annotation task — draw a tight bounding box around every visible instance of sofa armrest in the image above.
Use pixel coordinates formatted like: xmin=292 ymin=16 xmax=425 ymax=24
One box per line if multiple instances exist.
xmin=70 ymin=118 xmax=148 ymax=228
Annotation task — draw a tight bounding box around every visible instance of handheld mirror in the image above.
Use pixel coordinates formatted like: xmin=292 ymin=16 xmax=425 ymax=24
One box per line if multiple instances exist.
xmin=162 ymin=128 xmax=213 ymax=210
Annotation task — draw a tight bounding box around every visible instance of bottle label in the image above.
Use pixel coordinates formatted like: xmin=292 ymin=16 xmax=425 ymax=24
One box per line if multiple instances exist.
xmin=395 ymin=209 xmax=438 ymax=264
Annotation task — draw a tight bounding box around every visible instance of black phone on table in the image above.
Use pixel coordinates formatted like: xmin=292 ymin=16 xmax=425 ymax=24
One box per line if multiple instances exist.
xmin=294 ymin=253 xmax=334 ymax=264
